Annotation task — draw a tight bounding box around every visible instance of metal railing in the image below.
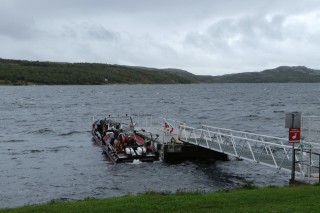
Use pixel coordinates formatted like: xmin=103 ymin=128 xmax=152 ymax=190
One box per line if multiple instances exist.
xmin=302 ymin=116 xmax=320 ymax=149
xmin=177 ymin=123 xmax=320 ymax=178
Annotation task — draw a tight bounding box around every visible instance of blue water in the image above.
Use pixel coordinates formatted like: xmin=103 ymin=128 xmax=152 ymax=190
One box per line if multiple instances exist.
xmin=1 ymin=83 xmax=319 ymax=208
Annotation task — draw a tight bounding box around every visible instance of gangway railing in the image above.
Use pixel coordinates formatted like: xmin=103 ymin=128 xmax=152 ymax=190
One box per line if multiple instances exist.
xmin=177 ymin=123 xmax=320 ymax=179
xmin=302 ymin=116 xmax=320 ymax=149
xmin=154 ymin=117 xmax=185 ymax=143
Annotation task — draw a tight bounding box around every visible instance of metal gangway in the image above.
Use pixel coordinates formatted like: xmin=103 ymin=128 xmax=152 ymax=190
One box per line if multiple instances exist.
xmin=177 ymin=123 xmax=320 ymax=179
xmin=101 ymin=115 xmax=320 ymax=180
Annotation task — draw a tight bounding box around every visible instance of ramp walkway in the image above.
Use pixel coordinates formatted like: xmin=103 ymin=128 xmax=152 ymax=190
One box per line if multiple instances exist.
xmin=152 ymin=117 xmax=320 ymax=181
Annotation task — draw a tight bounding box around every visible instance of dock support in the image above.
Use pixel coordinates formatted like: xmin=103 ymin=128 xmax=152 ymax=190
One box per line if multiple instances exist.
xmin=290 ymin=148 xmax=296 ymax=183
xmin=161 ymin=142 xmax=228 ymax=162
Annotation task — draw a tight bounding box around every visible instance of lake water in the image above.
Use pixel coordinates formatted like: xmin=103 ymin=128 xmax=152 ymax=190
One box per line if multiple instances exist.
xmin=1 ymin=83 xmax=319 ymax=208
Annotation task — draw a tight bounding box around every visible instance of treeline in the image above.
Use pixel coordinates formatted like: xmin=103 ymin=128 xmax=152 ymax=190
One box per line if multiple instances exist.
xmin=0 ymin=59 xmax=200 ymax=85
xmin=2 ymin=58 xmax=320 ymax=85
xmin=207 ymin=66 xmax=320 ymax=83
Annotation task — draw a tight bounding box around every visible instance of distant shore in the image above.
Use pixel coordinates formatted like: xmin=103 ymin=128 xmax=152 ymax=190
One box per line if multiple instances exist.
xmin=2 ymin=58 xmax=320 ymax=84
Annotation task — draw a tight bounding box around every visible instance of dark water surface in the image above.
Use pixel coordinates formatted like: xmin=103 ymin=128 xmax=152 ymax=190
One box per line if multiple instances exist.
xmin=1 ymin=84 xmax=319 ymax=207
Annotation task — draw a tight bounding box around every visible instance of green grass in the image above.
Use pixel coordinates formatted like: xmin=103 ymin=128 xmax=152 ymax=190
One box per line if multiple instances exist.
xmin=1 ymin=184 xmax=320 ymax=213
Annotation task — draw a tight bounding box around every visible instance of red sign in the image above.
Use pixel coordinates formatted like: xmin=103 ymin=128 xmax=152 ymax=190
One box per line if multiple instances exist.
xmin=288 ymin=128 xmax=300 ymax=143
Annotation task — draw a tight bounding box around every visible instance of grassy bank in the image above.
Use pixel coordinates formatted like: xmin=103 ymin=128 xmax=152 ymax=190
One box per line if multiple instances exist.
xmin=1 ymin=184 xmax=320 ymax=213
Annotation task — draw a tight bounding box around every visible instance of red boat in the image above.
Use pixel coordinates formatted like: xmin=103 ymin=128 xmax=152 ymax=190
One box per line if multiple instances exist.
xmin=92 ymin=115 xmax=160 ymax=163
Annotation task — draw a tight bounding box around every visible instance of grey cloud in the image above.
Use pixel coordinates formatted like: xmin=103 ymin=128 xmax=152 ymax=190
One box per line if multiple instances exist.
xmin=84 ymin=25 xmax=120 ymax=41
xmin=185 ymin=14 xmax=288 ymax=51
xmin=1 ymin=0 xmax=320 ymax=75
xmin=58 ymin=23 xmax=120 ymax=41
xmin=181 ymin=11 xmax=320 ymax=74
xmin=0 ymin=11 xmax=39 ymax=40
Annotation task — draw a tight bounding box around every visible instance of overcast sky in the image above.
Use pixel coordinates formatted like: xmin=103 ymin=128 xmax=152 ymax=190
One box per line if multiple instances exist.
xmin=1 ymin=0 xmax=320 ymax=75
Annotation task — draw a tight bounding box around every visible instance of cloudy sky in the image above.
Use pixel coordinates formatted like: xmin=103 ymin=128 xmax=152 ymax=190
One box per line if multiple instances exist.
xmin=1 ymin=0 xmax=320 ymax=75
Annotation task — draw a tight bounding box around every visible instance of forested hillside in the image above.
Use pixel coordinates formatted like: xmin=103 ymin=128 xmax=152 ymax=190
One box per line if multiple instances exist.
xmin=208 ymin=66 xmax=320 ymax=83
xmin=0 ymin=59 xmax=199 ymax=85
xmin=1 ymin=58 xmax=320 ymax=85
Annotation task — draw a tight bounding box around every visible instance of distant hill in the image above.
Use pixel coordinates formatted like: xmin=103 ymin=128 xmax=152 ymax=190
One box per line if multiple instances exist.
xmin=0 ymin=58 xmax=201 ymax=85
xmin=1 ymin=58 xmax=320 ymax=84
xmin=206 ymin=66 xmax=320 ymax=83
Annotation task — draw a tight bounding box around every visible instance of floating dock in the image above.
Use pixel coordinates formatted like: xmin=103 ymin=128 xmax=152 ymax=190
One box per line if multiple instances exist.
xmin=161 ymin=139 xmax=228 ymax=162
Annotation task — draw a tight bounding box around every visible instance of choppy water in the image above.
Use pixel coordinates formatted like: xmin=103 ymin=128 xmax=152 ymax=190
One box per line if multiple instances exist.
xmin=1 ymin=84 xmax=319 ymax=208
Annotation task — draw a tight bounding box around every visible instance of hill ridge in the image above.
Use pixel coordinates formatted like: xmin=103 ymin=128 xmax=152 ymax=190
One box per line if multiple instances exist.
xmin=1 ymin=58 xmax=320 ymax=84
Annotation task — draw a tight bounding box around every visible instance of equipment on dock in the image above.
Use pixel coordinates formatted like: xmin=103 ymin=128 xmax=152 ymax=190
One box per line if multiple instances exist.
xmin=92 ymin=115 xmax=160 ymax=164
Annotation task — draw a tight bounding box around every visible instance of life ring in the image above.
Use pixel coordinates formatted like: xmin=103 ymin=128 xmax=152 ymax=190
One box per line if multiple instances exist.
xmin=163 ymin=122 xmax=174 ymax=133
xmin=163 ymin=122 xmax=169 ymax=130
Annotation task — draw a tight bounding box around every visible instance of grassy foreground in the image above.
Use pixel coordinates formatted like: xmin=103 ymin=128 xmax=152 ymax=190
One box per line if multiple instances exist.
xmin=1 ymin=185 xmax=320 ymax=213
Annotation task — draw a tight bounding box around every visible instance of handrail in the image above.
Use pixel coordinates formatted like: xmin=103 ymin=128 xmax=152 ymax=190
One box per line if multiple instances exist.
xmin=201 ymin=124 xmax=287 ymax=141
xmin=177 ymin=123 xmax=320 ymax=177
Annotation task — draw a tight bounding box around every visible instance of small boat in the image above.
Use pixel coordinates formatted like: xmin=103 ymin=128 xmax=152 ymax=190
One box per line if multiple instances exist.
xmin=92 ymin=115 xmax=160 ymax=163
